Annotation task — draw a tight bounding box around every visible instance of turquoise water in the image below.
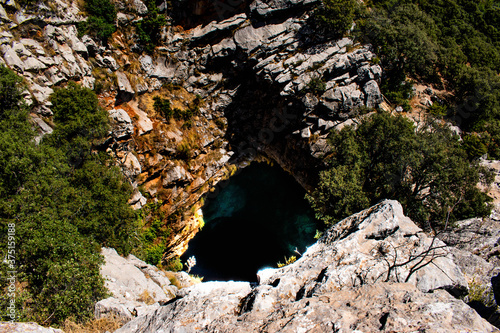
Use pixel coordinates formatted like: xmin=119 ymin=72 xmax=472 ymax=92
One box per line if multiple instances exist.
xmin=181 ymin=163 xmax=320 ymax=282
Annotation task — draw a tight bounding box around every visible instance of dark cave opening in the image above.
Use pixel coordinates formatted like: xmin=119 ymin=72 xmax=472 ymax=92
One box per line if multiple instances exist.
xmin=181 ymin=162 xmax=320 ymax=282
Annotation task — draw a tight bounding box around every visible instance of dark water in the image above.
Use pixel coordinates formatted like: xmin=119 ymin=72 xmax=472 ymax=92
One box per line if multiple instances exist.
xmin=181 ymin=163 xmax=320 ymax=282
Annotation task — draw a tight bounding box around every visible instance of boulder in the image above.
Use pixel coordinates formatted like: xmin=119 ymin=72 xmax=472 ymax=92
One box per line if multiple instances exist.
xmin=0 ymin=4 xmax=9 ymax=22
xmin=132 ymin=0 xmax=148 ymax=15
xmin=109 ymin=108 xmax=134 ymax=139
xmin=0 ymin=322 xmax=63 ymax=333
xmin=117 ymin=12 xmax=134 ymax=26
xmin=96 ymin=248 xmax=177 ymax=321
xmin=123 ymin=152 xmax=142 ymax=178
xmin=364 ymin=79 xmax=383 ymax=108
xmin=116 ymin=71 xmax=135 ymax=102
xmin=2 ymin=46 xmax=24 ymax=72
xmin=115 ymin=201 xmax=497 ymax=333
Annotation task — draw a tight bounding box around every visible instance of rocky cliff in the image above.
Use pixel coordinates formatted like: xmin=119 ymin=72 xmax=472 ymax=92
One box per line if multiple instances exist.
xmin=114 ymin=200 xmax=499 ymax=332
xmin=0 ymin=0 xmax=384 ymax=260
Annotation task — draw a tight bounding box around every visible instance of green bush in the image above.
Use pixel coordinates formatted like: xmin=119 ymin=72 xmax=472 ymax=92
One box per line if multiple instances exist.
xmin=135 ymin=0 xmax=167 ymax=53
xmin=164 ymin=257 xmax=183 ymax=272
xmin=78 ymin=0 xmax=117 ymax=42
xmin=144 ymin=243 xmax=165 ymax=266
xmin=315 ymin=0 xmax=356 ymax=36
xmin=307 ymin=113 xmax=492 ymax=229
xmin=0 ymin=69 xmax=135 ymax=325
xmin=153 ymin=96 xmax=173 ymax=119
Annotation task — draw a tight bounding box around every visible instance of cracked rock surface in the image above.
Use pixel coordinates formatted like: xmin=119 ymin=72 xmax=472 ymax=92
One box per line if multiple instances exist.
xmin=115 ymin=200 xmax=497 ymax=333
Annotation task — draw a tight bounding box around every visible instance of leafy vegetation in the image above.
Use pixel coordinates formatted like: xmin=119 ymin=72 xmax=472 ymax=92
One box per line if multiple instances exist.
xmin=353 ymin=0 xmax=500 ymax=157
xmin=314 ymin=0 xmax=357 ymax=36
xmin=306 ymin=113 xmax=492 ymax=229
xmin=0 ymin=67 xmax=135 ymax=325
xmin=135 ymin=0 xmax=167 ymax=53
xmin=78 ymin=0 xmax=117 ymax=42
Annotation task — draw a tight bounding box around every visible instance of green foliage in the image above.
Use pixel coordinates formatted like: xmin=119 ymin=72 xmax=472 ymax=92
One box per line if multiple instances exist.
xmin=153 ymin=96 xmax=173 ymax=119
xmin=356 ymin=0 xmax=500 ymax=154
xmin=163 ymin=257 xmax=183 ymax=272
xmin=153 ymin=96 xmax=199 ymax=122
xmin=307 ymin=113 xmax=492 ymax=228
xmin=144 ymin=243 xmax=165 ymax=266
xmin=78 ymin=0 xmax=117 ymax=42
xmin=462 ymin=134 xmax=488 ymax=160
xmin=0 ymin=68 xmax=135 ymax=325
xmin=315 ymin=0 xmax=357 ymax=36
xmin=306 ymin=77 xmax=327 ymax=95
xmin=135 ymin=0 xmax=167 ymax=53
xmin=0 ymin=66 xmax=25 ymax=116
xmin=428 ymin=102 xmax=449 ymax=119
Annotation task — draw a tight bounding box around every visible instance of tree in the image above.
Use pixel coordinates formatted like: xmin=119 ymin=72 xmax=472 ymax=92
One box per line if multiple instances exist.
xmin=315 ymin=0 xmax=357 ymax=36
xmin=307 ymin=113 xmax=492 ymax=229
xmin=78 ymin=0 xmax=117 ymax=42
xmin=135 ymin=0 xmax=167 ymax=53
xmin=0 ymin=69 xmax=135 ymax=325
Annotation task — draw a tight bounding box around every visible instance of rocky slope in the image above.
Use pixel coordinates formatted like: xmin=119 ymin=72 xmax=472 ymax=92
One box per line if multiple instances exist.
xmin=0 ymin=0 xmax=384 ymax=260
xmin=94 ymin=247 xmax=198 ymax=322
xmin=115 ymin=200 xmax=498 ymax=332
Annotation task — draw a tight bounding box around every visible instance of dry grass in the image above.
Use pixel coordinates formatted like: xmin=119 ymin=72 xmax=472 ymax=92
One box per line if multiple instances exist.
xmin=62 ymin=315 xmax=126 ymax=333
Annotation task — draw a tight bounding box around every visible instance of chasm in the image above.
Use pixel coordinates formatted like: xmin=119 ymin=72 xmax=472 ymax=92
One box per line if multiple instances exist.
xmin=181 ymin=163 xmax=320 ymax=282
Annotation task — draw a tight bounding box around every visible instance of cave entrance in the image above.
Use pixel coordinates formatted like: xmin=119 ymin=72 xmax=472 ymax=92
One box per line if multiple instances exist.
xmin=181 ymin=163 xmax=320 ymax=282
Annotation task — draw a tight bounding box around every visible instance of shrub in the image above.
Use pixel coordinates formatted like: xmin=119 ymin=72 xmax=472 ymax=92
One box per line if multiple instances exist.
xmin=164 ymin=257 xmax=183 ymax=272
xmin=153 ymin=96 xmax=173 ymax=119
xmin=78 ymin=0 xmax=117 ymax=42
xmin=144 ymin=243 xmax=165 ymax=266
xmin=0 ymin=68 xmax=135 ymax=325
xmin=307 ymin=113 xmax=492 ymax=229
xmin=135 ymin=0 xmax=167 ymax=53
xmin=315 ymin=0 xmax=356 ymax=36
xmin=306 ymin=77 xmax=326 ymax=95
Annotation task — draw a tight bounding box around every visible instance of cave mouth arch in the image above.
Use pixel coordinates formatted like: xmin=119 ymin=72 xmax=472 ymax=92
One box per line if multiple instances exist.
xmin=181 ymin=162 xmax=320 ymax=282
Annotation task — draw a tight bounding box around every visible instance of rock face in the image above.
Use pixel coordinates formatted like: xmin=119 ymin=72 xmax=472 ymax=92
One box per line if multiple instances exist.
xmin=0 ymin=322 xmax=63 ymax=333
xmin=0 ymin=0 xmax=388 ymax=261
xmin=96 ymin=247 xmax=197 ymax=322
xmin=115 ymin=200 xmax=497 ymax=333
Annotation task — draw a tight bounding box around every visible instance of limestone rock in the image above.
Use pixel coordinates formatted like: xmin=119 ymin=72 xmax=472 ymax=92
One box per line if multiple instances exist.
xmin=250 ymin=0 xmax=320 ymax=18
xmin=162 ymin=165 xmax=191 ymax=186
xmin=190 ymin=13 xmax=247 ymax=42
xmin=115 ymin=282 xmax=252 ymax=333
xmin=364 ymin=79 xmax=383 ymax=108
xmin=128 ymin=189 xmax=147 ymax=210
xmin=81 ymin=35 xmax=99 ymax=57
xmin=0 ymin=322 xmax=64 ymax=333
xmin=115 ymin=201 xmax=496 ymax=333
xmin=117 ymin=12 xmax=134 ymax=26
xmin=0 ymin=4 xmax=9 ymax=22
xmin=116 ymin=71 xmax=135 ymax=102
xmin=24 ymin=57 xmax=47 ymax=71
xmin=123 ymin=152 xmax=142 ymax=178
xmin=132 ymin=0 xmax=148 ymax=15
xmin=96 ymin=248 xmax=177 ymax=321
xmin=109 ymin=108 xmax=134 ymax=139
xmin=96 ymin=54 xmax=119 ymax=71
xmin=2 ymin=46 xmax=24 ymax=72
